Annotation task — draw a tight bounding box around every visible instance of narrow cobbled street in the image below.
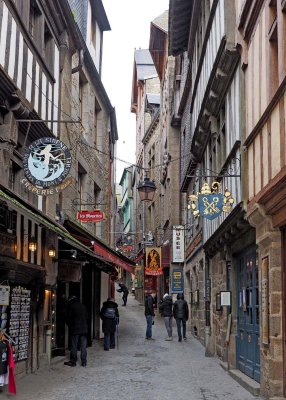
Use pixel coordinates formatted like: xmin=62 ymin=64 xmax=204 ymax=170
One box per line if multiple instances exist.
xmin=3 ymin=294 xmax=261 ymax=400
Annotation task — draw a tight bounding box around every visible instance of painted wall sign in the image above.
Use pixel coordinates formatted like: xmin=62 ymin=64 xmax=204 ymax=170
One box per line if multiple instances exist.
xmin=172 ymin=226 xmax=185 ymax=262
xmin=76 ymin=210 xmax=106 ymax=222
xmin=145 ymin=247 xmax=163 ymax=276
xmin=23 ymin=137 xmax=72 ymax=190
xmin=171 ymin=269 xmax=184 ymax=293
xmin=20 ymin=177 xmax=73 ymax=196
xmin=261 ymin=256 xmax=269 ymax=345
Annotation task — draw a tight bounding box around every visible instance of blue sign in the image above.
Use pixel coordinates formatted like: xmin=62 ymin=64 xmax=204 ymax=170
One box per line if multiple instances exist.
xmin=198 ymin=193 xmax=223 ymax=220
xmin=171 ymin=269 xmax=184 ymax=293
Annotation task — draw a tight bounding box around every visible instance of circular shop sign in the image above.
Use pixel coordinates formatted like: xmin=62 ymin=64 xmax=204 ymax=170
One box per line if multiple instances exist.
xmin=23 ymin=137 xmax=72 ymax=188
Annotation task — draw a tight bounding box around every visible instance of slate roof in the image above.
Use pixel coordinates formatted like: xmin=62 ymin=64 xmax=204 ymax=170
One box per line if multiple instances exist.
xmin=152 ymin=10 xmax=169 ymax=32
xmin=134 ymin=49 xmax=157 ymax=80
xmin=146 ymin=93 xmax=160 ymax=105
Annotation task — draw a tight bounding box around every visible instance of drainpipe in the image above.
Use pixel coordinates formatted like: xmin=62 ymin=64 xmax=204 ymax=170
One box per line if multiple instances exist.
xmin=72 ymin=49 xmax=84 ymax=74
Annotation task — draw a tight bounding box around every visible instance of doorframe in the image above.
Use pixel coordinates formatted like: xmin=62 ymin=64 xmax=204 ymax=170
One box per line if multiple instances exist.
xmin=281 ymin=229 xmax=286 ymax=397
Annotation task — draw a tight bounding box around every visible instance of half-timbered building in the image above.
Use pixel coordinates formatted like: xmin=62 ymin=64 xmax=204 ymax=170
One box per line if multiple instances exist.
xmin=169 ymin=0 xmax=258 ymax=391
xmin=237 ymin=0 xmax=286 ymax=397
xmin=0 ymin=0 xmax=135 ymax=376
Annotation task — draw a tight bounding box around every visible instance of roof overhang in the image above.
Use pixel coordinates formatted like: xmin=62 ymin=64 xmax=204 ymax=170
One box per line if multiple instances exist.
xmin=168 ymin=0 xmax=193 ymax=56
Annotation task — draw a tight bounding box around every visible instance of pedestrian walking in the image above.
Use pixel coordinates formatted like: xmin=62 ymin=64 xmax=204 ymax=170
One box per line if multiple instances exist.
xmin=145 ymin=291 xmax=156 ymax=340
xmin=64 ymin=295 xmax=88 ymax=367
xmin=173 ymin=293 xmax=189 ymax=342
xmin=100 ymin=297 xmax=119 ymax=351
xmin=117 ymin=282 xmax=129 ymax=306
xmin=159 ymin=293 xmax=173 ymax=340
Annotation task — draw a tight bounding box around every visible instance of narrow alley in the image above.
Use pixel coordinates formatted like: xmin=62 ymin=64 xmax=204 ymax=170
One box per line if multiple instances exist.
xmin=5 ymin=294 xmax=262 ymax=400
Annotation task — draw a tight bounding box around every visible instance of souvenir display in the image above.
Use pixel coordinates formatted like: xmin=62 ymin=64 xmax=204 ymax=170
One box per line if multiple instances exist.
xmin=8 ymin=287 xmax=31 ymax=361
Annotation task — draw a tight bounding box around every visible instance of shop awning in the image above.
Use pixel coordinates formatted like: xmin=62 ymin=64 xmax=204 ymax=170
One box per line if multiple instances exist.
xmin=0 ymin=188 xmax=98 ymax=259
xmin=93 ymin=242 xmax=135 ymax=274
xmin=62 ymin=221 xmax=136 ymax=274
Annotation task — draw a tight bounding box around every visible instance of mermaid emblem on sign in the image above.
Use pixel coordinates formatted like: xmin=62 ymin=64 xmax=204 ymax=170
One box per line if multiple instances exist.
xmin=23 ymin=138 xmax=72 ymax=188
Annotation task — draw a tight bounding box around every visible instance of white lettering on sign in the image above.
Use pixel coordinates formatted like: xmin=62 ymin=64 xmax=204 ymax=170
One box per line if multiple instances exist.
xmin=172 ymin=226 xmax=185 ymax=263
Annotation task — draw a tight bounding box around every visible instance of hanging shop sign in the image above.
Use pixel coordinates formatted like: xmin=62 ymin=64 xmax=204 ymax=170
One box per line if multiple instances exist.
xmin=22 ymin=137 xmax=72 ymax=195
xmin=76 ymin=210 xmax=106 ymax=222
xmin=171 ymin=269 xmax=184 ymax=293
xmin=188 ymin=182 xmax=234 ymax=220
xmin=172 ymin=226 xmax=185 ymax=263
xmin=145 ymin=247 xmax=163 ymax=276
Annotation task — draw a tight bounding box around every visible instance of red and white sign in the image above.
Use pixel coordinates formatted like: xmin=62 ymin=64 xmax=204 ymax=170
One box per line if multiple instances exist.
xmin=76 ymin=210 xmax=105 ymax=222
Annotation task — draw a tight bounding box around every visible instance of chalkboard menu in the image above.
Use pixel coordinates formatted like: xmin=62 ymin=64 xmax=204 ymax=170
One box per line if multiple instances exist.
xmin=9 ymin=287 xmax=31 ymax=362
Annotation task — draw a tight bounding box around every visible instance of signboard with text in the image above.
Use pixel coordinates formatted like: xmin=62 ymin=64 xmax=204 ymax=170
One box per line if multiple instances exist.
xmin=172 ymin=226 xmax=185 ymax=262
xmin=171 ymin=269 xmax=184 ymax=293
xmin=22 ymin=137 xmax=72 ymax=195
xmin=77 ymin=210 xmax=106 ymax=222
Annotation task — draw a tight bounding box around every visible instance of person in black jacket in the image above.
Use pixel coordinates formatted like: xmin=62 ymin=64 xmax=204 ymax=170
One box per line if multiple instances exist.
xmin=100 ymin=298 xmax=119 ymax=351
xmin=173 ymin=293 xmax=189 ymax=342
xmin=144 ymin=292 xmax=156 ymax=340
xmin=64 ymin=296 xmax=88 ymax=367
xmin=117 ymin=282 xmax=129 ymax=306
xmin=159 ymin=293 xmax=173 ymax=340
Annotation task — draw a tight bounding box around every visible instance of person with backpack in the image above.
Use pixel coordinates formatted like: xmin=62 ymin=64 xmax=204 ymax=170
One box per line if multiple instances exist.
xmin=100 ymin=297 xmax=119 ymax=351
xmin=117 ymin=282 xmax=129 ymax=306
xmin=173 ymin=293 xmax=189 ymax=342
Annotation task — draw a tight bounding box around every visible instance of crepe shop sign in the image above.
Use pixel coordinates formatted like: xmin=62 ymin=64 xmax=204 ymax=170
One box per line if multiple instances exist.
xmin=22 ymin=137 xmax=72 ymax=195
xmin=76 ymin=210 xmax=106 ymax=222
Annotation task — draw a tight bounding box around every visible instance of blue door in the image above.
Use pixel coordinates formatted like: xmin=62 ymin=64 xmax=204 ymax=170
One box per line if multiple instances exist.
xmin=236 ymin=247 xmax=260 ymax=382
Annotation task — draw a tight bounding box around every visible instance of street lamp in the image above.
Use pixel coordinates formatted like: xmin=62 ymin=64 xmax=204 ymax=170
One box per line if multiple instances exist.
xmin=137 ymin=177 xmax=156 ymax=202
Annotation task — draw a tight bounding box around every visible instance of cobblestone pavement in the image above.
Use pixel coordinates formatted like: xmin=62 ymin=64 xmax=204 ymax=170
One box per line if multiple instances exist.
xmin=3 ymin=295 xmax=262 ymax=400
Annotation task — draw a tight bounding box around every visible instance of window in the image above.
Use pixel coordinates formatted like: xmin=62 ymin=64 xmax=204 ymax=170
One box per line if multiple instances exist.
xmin=94 ymin=98 xmax=101 ymax=146
xmin=44 ymin=22 xmax=55 ymax=73
xmin=93 ymin=182 xmax=101 ymax=207
xmin=268 ymin=0 xmax=278 ymax=97
xmin=9 ymin=161 xmax=21 ymax=193
xmin=29 ymin=0 xmax=42 ymax=50
xmin=77 ymin=164 xmax=86 ymax=208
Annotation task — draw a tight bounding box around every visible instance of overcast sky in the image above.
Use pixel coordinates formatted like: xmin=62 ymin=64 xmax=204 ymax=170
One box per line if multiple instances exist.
xmin=101 ymin=0 xmax=169 ymax=182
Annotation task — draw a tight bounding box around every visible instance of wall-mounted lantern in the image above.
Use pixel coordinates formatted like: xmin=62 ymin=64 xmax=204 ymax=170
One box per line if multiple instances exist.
xmin=48 ymin=246 xmax=56 ymax=258
xmin=28 ymin=237 xmax=37 ymax=252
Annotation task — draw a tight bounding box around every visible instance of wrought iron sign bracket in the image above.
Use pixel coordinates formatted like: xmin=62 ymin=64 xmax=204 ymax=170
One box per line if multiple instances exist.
xmin=186 ymin=157 xmax=241 ymax=179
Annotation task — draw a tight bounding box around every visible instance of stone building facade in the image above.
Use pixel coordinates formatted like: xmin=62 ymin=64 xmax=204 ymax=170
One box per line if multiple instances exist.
xmin=149 ymin=11 xmax=181 ymax=301
xmin=169 ymin=0 xmax=260 ymax=391
xmin=237 ymin=0 xmax=286 ymax=397
xmin=0 ymin=0 xmax=134 ymax=377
